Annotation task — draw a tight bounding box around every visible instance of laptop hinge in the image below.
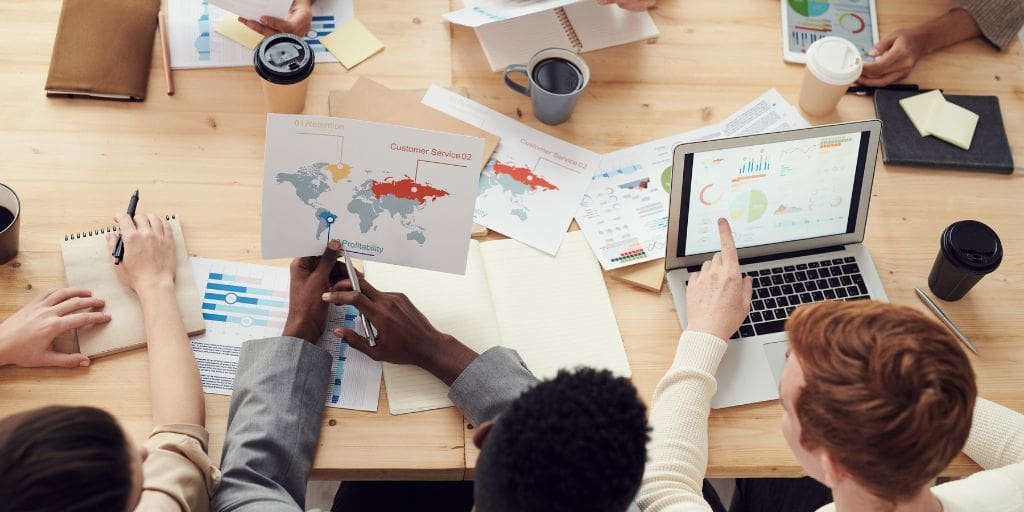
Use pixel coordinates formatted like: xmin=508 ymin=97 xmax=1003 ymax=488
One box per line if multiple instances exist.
xmin=685 ymin=245 xmax=848 ymax=272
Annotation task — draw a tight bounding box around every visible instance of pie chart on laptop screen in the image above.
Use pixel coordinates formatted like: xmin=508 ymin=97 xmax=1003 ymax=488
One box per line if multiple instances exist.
xmin=789 ymin=0 xmax=830 ymax=17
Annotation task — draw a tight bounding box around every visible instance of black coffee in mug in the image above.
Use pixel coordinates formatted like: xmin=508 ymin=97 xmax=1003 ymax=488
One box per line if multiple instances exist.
xmin=0 ymin=207 xmax=13 ymax=230
xmin=531 ymin=58 xmax=582 ymax=95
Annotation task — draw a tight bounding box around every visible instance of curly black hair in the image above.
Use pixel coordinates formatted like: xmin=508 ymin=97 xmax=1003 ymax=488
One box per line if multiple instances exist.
xmin=474 ymin=368 xmax=650 ymax=512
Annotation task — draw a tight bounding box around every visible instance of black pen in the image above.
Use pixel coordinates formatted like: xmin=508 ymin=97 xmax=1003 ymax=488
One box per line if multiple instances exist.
xmin=847 ymin=83 xmax=920 ymax=96
xmin=112 ymin=190 xmax=139 ymax=265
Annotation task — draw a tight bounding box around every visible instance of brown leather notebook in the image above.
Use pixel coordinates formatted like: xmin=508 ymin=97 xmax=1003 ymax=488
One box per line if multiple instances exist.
xmin=45 ymin=0 xmax=159 ymax=101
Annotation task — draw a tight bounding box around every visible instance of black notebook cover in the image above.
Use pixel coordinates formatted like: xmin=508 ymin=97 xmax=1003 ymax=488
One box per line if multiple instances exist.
xmin=873 ymin=90 xmax=1014 ymax=174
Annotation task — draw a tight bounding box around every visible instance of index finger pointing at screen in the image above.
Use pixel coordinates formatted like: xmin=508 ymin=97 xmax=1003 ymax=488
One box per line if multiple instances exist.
xmin=717 ymin=217 xmax=739 ymax=266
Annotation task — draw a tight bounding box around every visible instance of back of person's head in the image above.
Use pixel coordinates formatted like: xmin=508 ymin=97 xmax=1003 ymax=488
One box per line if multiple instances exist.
xmin=473 ymin=368 xmax=649 ymax=512
xmin=786 ymin=301 xmax=976 ymax=502
xmin=0 ymin=406 xmax=133 ymax=512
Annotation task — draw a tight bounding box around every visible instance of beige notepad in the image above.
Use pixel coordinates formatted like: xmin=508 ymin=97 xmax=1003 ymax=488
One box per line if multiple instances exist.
xmin=61 ymin=216 xmax=206 ymax=358
xmin=214 ymin=15 xmax=264 ymax=50
xmin=609 ymin=259 xmax=665 ymax=292
xmin=365 ymin=231 xmax=631 ymax=415
xmin=320 ymin=19 xmax=384 ymax=69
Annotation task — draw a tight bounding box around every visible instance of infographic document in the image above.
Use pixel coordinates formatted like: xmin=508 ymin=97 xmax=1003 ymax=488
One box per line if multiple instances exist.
xmin=576 ymin=89 xmax=809 ymax=270
xmin=422 ymin=86 xmax=600 ymax=255
xmin=261 ymin=114 xmax=486 ymax=275
xmin=188 ymin=257 xmax=382 ymax=412
xmin=685 ymin=131 xmax=862 ymax=255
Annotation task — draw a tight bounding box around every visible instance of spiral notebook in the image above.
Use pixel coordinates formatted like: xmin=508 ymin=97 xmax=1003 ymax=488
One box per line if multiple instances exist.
xmin=472 ymin=1 xmax=659 ymax=72
xmin=60 ymin=215 xmax=206 ymax=358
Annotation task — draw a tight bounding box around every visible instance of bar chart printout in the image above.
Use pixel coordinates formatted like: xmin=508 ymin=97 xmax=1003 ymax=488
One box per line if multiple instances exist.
xmin=188 ymin=257 xmax=382 ymax=411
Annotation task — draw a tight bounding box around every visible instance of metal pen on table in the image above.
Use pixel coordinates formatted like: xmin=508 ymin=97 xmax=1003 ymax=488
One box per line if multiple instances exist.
xmin=343 ymin=249 xmax=377 ymax=347
xmin=112 ymin=189 xmax=139 ymax=265
xmin=914 ymin=287 xmax=979 ymax=356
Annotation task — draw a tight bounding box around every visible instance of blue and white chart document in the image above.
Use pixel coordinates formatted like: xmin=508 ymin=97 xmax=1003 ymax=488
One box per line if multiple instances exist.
xmin=168 ymin=0 xmax=353 ymax=68
xmin=261 ymin=114 xmax=486 ymax=275
xmin=188 ymin=257 xmax=382 ymax=412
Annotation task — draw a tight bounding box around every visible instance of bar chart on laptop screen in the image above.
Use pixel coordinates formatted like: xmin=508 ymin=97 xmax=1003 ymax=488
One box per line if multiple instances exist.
xmin=685 ymin=133 xmax=862 ymax=255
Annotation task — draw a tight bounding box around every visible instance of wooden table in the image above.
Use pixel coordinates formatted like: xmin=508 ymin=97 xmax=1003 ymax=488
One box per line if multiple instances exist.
xmin=1 ymin=0 xmax=1021 ymax=481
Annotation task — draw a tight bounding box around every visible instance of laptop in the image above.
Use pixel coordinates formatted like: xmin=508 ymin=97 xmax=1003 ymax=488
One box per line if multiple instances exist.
xmin=665 ymin=120 xmax=889 ymax=409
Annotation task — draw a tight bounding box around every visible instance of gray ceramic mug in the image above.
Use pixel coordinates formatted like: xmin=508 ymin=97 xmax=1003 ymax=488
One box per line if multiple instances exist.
xmin=504 ymin=48 xmax=590 ymax=125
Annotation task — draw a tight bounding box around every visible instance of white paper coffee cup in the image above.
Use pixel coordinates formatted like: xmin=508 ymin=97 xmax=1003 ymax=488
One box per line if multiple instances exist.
xmin=799 ymin=37 xmax=863 ymax=116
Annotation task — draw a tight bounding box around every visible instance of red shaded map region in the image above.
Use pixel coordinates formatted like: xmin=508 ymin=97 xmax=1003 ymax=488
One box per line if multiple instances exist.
xmin=493 ymin=161 xmax=559 ymax=191
xmin=370 ymin=177 xmax=449 ymax=204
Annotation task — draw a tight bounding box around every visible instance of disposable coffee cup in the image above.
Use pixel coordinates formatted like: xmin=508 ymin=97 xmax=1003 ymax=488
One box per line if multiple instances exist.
xmin=927 ymin=220 xmax=1002 ymax=301
xmin=799 ymin=37 xmax=863 ymax=116
xmin=504 ymin=48 xmax=590 ymax=125
xmin=0 ymin=183 xmax=21 ymax=265
xmin=254 ymin=33 xmax=315 ymax=114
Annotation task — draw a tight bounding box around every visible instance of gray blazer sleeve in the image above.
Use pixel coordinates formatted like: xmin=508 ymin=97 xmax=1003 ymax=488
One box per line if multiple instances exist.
xmin=448 ymin=346 xmax=539 ymax=426
xmin=213 ymin=336 xmax=333 ymax=512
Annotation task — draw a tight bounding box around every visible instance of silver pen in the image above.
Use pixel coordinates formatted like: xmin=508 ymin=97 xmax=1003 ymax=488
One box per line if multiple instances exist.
xmin=343 ymin=250 xmax=377 ymax=347
xmin=914 ymin=287 xmax=978 ymax=356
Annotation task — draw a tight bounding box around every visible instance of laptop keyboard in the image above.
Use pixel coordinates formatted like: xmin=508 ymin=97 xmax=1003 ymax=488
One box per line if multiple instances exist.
xmin=687 ymin=256 xmax=871 ymax=340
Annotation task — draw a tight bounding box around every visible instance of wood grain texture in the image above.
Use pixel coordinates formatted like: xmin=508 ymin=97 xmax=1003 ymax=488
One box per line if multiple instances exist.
xmin=0 ymin=0 xmax=1021 ymax=480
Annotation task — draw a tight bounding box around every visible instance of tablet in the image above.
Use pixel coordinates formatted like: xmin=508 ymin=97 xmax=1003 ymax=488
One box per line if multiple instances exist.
xmin=781 ymin=0 xmax=880 ymax=64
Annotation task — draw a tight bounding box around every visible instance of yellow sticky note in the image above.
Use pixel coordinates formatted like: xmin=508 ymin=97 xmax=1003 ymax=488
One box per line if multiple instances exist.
xmin=925 ymin=100 xmax=979 ymax=151
xmin=320 ymin=19 xmax=384 ymax=69
xmin=899 ymin=90 xmax=943 ymax=137
xmin=215 ymin=15 xmax=265 ymax=50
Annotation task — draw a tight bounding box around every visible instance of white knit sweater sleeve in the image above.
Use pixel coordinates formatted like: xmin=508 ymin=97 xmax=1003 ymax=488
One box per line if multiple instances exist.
xmin=637 ymin=331 xmax=728 ymax=512
xmin=963 ymin=398 xmax=1024 ymax=469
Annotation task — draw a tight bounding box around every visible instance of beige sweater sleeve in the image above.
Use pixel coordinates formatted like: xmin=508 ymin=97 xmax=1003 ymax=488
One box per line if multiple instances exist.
xmin=637 ymin=331 xmax=728 ymax=512
xmin=963 ymin=398 xmax=1024 ymax=469
xmin=955 ymin=0 xmax=1024 ymax=50
xmin=134 ymin=424 xmax=222 ymax=512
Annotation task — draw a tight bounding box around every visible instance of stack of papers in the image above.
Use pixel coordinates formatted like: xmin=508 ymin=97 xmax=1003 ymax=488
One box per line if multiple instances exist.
xmin=900 ymin=90 xmax=979 ymax=150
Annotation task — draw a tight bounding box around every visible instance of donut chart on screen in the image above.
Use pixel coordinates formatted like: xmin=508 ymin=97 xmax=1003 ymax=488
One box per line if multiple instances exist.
xmin=788 ymin=0 xmax=830 ymax=17
xmin=839 ymin=12 xmax=866 ymax=34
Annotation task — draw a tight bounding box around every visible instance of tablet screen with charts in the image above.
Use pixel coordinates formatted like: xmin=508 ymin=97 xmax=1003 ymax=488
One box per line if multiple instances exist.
xmin=781 ymin=0 xmax=880 ymax=64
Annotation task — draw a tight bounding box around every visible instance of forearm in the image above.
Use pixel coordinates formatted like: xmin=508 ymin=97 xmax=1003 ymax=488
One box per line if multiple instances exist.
xmin=915 ymin=8 xmax=982 ymax=55
xmin=637 ymin=331 xmax=726 ymax=512
xmin=214 ymin=337 xmax=332 ymax=512
xmin=954 ymin=0 xmax=1024 ymax=50
xmin=139 ymin=284 xmax=205 ymax=427
xmin=963 ymin=398 xmax=1024 ymax=469
xmin=449 ymin=346 xmax=538 ymax=426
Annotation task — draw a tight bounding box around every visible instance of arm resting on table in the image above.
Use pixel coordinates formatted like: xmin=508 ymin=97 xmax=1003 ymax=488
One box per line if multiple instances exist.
xmin=637 ymin=331 xmax=728 ymax=512
xmin=448 ymin=346 xmax=539 ymax=426
xmin=213 ymin=337 xmax=333 ymax=512
xmin=954 ymin=0 xmax=1024 ymax=50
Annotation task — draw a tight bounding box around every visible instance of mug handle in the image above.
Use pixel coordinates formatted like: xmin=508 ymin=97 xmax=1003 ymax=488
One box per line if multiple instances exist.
xmin=503 ymin=64 xmax=531 ymax=97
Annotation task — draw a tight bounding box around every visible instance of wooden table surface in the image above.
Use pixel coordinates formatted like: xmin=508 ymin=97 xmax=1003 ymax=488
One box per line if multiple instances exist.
xmin=1 ymin=0 xmax=1021 ymax=480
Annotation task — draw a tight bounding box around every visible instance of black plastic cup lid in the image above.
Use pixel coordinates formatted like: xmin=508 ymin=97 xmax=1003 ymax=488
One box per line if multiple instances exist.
xmin=254 ymin=33 xmax=314 ymax=85
xmin=942 ymin=220 xmax=1003 ymax=273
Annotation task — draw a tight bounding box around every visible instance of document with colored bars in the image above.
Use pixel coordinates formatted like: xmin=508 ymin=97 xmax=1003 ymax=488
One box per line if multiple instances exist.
xmin=167 ymin=0 xmax=354 ymax=69
xmin=575 ymin=89 xmax=810 ymax=271
xmin=188 ymin=257 xmax=382 ymax=412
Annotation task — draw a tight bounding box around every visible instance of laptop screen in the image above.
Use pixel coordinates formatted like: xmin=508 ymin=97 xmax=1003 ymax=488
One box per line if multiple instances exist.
xmin=678 ymin=130 xmax=871 ymax=257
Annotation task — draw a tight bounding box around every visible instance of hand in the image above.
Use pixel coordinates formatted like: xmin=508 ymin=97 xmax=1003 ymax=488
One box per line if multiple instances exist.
xmin=106 ymin=213 xmax=178 ymax=297
xmin=239 ymin=0 xmax=313 ymax=38
xmin=281 ymin=240 xmax=344 ymax=343
xmin=0 ymin=288 xmax=111 ymax=367
xmin=596 ymin=0 xmax=657 ymax=11
xmin=859 ymin=28 xmax=928 ymax=87
xmin=323 ymin=278 xmax=477 ymax=385
xmin=685 ymin=218 xmax=753 ymax=341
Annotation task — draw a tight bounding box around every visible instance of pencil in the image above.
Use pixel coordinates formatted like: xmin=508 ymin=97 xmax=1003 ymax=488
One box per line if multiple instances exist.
xmin=158 ymin=12 xmax=174 ymax=96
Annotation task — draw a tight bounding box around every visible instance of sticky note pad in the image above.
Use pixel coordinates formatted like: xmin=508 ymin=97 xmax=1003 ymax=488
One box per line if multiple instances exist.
xmin=320 ymin=19 xmax=384 ymax=69
xmin=899 ymin=90 xmax=943 ymax=137
xmin=215 ymin=15 xmax=265 ymax=50
xmin=925 ymin=100 xmax=979 ymax=151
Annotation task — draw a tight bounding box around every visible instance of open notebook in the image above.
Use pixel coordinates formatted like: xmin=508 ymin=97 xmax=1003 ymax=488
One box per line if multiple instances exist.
xmin=471 ymin=1 xmax=659 ymax=72
xmin=60 ymin=215 xmax=205 ymax=357
xmin=365 ymin=230 xmax=631 ymax=415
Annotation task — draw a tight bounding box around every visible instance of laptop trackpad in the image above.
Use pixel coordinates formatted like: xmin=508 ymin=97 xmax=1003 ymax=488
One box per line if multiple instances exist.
xmin=763 ymin=341 xmax=790 ymax=387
